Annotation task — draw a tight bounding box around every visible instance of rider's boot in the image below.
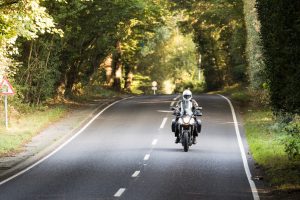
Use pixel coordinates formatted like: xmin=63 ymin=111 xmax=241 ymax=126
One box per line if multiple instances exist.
xmin=175 ymin=137 xmax=180 ymax=144
xmin=192 ymin=137 xmax=197 ymax=144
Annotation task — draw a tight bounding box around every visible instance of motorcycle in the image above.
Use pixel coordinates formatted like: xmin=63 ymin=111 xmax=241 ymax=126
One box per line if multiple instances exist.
xmin=171 ymin=106 xmax=202 ymax=152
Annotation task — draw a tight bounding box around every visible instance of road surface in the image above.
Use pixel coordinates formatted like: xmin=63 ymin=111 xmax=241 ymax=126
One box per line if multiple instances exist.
xmin=0 ymin=94 xmax=258 ymax=200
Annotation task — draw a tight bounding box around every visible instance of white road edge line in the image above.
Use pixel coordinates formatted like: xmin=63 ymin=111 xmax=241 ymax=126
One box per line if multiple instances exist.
xmin=0 ymin=97 xmax=132 ymax=187
xmin=160 ymin=117 xmax=168 ymax=129
xmin=152 ymin=139 xmax=158 ymax=145
xmin=219 ymin=95 xmax=260 ymax=200
xmin=114 ymin=188 xmax=126 ymax=197
xmin=131 ymin=171 xmax=140 ymax=177
xmin=144 ymin=154 xmax=150 ymax=161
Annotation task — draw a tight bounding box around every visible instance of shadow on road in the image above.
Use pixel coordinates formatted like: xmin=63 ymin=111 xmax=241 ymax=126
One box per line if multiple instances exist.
xmin=153 ymin=147 xmax=202 ymax=153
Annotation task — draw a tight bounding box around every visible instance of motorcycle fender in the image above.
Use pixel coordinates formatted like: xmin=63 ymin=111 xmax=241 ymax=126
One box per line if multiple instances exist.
xmin=171 ymin=119 xmax=176 ymax=132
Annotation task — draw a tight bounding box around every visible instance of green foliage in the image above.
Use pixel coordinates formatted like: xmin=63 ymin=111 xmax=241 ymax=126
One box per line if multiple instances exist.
xmin=282 ymin=123 xmax=300 ymax=159
xmin=172 ymin=0 xmax=248 ymax=90
xmin=256 ymin=0 xmax=300 ymax=114
xmin=130 ymin=73 xmax=151 ymax=94
xmin=0 ymin=0 xmax=62 ymax=77
xmin=243 ymin=0 xmax=266 ymax=89
xmin=174 ymin=81 xmax=204 ymax=94
xmin=244 ymin=108 xmax=300 ymax=187
xmin=4 ymin=0 xmax=170 ymax=103
xmin=138 ymin=20 xmax=201 ymax=94
xmin=14 ymin=37 xmax=61 ymax=104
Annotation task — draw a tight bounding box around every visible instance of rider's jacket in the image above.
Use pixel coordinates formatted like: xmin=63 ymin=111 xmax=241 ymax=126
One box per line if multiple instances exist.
xmin=175 ymin=99 xmax=198 ymax=115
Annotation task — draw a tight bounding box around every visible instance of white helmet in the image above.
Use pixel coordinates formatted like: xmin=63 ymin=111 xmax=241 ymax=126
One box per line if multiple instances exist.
xmin=182 ymin=89 xmax=192 ymax=101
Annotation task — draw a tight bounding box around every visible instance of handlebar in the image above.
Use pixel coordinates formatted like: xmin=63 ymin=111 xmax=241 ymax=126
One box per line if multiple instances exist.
xmin=170 ymin=106 xmax=202 ymax=116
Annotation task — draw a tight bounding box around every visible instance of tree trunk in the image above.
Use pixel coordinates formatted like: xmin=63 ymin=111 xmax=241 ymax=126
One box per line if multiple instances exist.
xmin=65 ymin=61 xmax=80 ymax=97
xmin=24 ymin=41 xmax=34 ymax=103
xmin=112 ymin=41 xmax=122 ymax=91
xmin=124 ymin=63 xmax=133 ymax=91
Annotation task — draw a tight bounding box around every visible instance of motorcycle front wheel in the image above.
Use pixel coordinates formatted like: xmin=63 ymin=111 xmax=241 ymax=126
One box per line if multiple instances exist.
xmin=182 ymin=131 xmax=189 ymax=152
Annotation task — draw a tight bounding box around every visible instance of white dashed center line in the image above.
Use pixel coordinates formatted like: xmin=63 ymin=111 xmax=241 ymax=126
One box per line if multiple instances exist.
xmin=114 ymin=188 xmax=126 ymax=197
xmin=152 ymin=139 xmax=158 ymax=145
xmin=160 ymin=117 xmax=168 ymax=129
xmin=144 ymin=154 xmax=150 ymax=161
xmin=131 ymin=171 xmax=140 ymax=178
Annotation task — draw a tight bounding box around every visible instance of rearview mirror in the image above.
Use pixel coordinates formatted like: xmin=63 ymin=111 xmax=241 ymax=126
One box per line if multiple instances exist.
xmin=194 ymin=110 xmax=202 ymax=116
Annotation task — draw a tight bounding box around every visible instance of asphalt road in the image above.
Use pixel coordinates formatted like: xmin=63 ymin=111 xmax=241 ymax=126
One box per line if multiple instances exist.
xmin=0 ymin=94 xmax=258 ymax=200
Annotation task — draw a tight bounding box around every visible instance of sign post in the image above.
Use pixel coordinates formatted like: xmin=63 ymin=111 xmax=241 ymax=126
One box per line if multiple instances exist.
xmin=0 ymin=77 xmax=15 ymax=129
xmin=4 ymin=95 xmax=8 ymax=128
xmin=152 ymin=81 xmax=157 ymax=95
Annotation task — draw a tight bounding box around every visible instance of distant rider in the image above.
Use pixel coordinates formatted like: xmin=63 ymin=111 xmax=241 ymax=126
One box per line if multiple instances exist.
xmin=174 ymin=89 xmax=200 ymax=144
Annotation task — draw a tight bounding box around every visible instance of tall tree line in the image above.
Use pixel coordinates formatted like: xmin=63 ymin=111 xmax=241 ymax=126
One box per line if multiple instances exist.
xmin=171 ymin=0 xmax=248 ymax=90
xmin=1 ymin=0 xmax=299 ymax=116
xmin=256 ymin=0 xmax=300 ymax=115
xmin=1 ymin=0 xmax=169 ymax=104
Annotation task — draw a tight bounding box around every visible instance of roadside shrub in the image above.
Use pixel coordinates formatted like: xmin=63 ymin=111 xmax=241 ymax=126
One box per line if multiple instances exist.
xmin=248 ymin=89 xmax=270 ymax=108
xmin=174 ymin=81 xmax=204 ymax=94
xmin=282 ymin=123 xmax=300 ymax=159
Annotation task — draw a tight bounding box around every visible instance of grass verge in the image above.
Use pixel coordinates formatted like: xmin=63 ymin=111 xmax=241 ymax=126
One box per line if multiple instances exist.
xmin=244 ymin=109 xmax=300 ymax=189
xmin=0 ymin=105 xmax=67 ymax=156
xmin=213 ymin=84 xmax=300 ymax=192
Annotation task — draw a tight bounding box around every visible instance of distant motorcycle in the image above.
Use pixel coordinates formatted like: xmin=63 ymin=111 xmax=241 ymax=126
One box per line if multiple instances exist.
xmin=171 ymin=106 xmax=202 ymax=152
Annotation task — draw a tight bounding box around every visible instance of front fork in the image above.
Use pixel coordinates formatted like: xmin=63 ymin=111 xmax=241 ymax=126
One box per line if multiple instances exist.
xmin=180 ymin=126 xmax=193 ymax=145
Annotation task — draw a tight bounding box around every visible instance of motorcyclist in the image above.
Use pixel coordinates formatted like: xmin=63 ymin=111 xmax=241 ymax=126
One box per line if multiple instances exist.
xmin=173 ymin=89 xmax=200 ymax=144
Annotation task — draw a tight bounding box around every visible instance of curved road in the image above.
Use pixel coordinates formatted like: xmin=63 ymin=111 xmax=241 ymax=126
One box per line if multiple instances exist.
xmin=0 ymin=95 xmax=258 ymax=200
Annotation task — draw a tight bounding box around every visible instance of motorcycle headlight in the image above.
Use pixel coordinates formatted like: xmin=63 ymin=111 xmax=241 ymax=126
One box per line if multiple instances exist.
xmin=183 ymin=116 xmax=190 ymax=124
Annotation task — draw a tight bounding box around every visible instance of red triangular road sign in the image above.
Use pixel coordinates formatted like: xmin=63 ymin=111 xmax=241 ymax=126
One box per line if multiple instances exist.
xmin=0 ymin=77 xmax=15 ymax=95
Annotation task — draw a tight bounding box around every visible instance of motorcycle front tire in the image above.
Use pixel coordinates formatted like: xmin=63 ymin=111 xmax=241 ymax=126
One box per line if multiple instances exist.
xmin=182 ymin=131 xmax=189 ymax=152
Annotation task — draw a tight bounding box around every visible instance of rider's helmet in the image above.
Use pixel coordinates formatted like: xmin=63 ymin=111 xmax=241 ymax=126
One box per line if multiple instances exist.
xmin=182 ymin=89 xmax=192 ymax=101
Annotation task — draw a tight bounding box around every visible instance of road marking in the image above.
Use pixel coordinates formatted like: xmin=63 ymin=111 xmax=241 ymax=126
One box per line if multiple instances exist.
xmin=0 ymin=97 xmax=132 ymax=187
xmin=170 ymin=101 xmax=175 ymax=106
xmin=173 ymin=95 xmax=181 ymax=101
xmin=114 ymin=188 xmax=126 ymax=197
xmin=157 ymin=110 xmax=173 ymax=113
xmin=160 ymin=117 xmax=168 ymax=129
xmin=152 ymin=139 xmax=158 ymax=145
xmin=132 ymin=171 xmax=140 ymax=177
xmin=219 ymin=95 xmax=260 ymax=200
xmin=144 ymin=154 xmax=150 ymax=161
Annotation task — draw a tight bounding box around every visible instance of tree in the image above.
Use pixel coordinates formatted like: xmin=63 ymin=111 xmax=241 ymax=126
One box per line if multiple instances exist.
xmin=256 ymin=0 xmax=300 ymax=114
xmin=0 ymin=0 xmax=61 ymax=80
xmin=171 ymin=0 xmax=248 ymax=90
